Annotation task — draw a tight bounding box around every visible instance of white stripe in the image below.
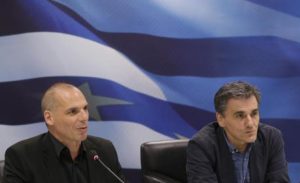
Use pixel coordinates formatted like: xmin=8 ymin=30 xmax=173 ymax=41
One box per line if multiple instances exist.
xmin=53 ymin=0 xmax=300 ymax=42
xmin=152 ymin=0 xmax=300 ymax=42
xmin=0 ymin=32 xmax=166 ymax=100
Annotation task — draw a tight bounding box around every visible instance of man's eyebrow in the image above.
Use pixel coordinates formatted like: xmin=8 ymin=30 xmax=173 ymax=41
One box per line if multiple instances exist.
xmin=66 ymin=104 xmax=88 ymax=112
xmin=65 ymin=107 xmax=78 ymax=113
xmin=233 ymin=108 xmax=258 ymax=114
xmin=233 ymin=111 xmax=245 ymax=115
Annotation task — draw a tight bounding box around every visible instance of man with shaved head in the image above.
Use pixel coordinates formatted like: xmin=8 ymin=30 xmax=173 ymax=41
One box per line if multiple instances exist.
xmin=3 ymin=83 xmax=125 ymax=183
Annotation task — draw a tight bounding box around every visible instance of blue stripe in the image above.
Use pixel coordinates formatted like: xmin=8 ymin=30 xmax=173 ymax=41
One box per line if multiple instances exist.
xmin=98 ymin=34 xmax=300 ymax=77
xmin=249 ymin=0 xmax=300 ymax=17
xmin=0 ymin=0 xmax=105 ymax=44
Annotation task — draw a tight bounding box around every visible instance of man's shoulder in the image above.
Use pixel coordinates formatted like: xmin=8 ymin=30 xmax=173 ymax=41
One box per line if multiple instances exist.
xmin=7 ymin=133 xmax=46 ymax=151
xmin=84 ymin=136 xmax=118 ymax=159
xmin=257 ymin=123 xmax=282 ymax=143
xmin=86 ymin=135 xmax=112 ymax=144
xmin=258 ymin=123 xmax=282 ymax=137
xmin=5 ymin=133 xmax=47 ymax=160
xmin=191 ymin=122 xmax=220 ymax=145
xmin=85 ymin=135 xmax=115 ymax=150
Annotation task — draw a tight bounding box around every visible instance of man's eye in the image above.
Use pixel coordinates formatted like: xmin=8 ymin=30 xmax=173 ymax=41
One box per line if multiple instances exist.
xmin=68 ymin=109 xmax=78 ymax=115
xmin=251 ymin=111 xmax=258 ymax=117
xmin=235 ymin=113 xmax=244 ymax=119
xmin=84 ymin=105 xmax=88 ymax=111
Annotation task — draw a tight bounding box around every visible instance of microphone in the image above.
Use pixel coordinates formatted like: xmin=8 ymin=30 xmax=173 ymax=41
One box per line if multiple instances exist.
xmin=89 ymin=150 xmax=125 ymax=183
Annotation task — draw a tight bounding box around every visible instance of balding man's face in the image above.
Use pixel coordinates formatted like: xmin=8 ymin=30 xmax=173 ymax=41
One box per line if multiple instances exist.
xmin=44 ymin=87 xmax=89 ymax=145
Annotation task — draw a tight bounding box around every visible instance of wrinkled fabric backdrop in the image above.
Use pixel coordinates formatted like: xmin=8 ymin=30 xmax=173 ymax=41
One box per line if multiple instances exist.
xmin=0 ymin=0 xmax=299 ymax=182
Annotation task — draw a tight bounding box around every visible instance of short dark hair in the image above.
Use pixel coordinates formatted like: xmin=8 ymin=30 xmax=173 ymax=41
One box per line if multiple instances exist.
xmin=214 ymin=81 xmax=261 ymax=115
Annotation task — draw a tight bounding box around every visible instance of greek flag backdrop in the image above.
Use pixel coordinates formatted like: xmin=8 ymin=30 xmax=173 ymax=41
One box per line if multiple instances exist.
xmin=0 ymin=0 xmax=300 ymax=182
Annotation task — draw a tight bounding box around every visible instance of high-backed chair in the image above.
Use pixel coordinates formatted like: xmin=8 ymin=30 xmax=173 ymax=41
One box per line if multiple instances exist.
xmin=0 ymin=160 xmax=4 ymax=183
xmin=140 ymin=139 xmax=189 ymax=183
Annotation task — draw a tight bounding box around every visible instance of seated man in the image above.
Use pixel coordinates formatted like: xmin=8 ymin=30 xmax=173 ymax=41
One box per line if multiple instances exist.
xmin=186 ymin=81 xmax=290 ymax=183
xmin=3 ymin=83 xmax=125 ymax=183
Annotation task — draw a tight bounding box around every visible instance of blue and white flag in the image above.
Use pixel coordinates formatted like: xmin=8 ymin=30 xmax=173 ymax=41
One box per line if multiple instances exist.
xmin=1 ymin=0 xmax=300 ymax=182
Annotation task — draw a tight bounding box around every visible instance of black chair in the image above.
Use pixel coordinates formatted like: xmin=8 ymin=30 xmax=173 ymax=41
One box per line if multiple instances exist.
xmin=140 ymin=139 xmax=189 ymax=183
xmin=0 ymin=160 xmax=4 ymax=183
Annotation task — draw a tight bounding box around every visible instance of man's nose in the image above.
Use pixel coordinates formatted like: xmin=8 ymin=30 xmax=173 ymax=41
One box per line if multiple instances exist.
xmin=79 ymin=109 xmax=89 ymax=121
xmin=245 ymin=115 xmax=254 ymax=128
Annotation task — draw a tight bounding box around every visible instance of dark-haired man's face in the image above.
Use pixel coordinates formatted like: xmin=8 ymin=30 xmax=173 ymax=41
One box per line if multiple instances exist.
xmin=217 ymin=95 xmax=259 ymax=152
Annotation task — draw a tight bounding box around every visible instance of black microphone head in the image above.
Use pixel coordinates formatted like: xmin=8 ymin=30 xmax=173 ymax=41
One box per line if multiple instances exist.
xmin=89 ymin=149 xmax=125 ymax=183
xmin=89 ymin=150 xmax=99 ymax=161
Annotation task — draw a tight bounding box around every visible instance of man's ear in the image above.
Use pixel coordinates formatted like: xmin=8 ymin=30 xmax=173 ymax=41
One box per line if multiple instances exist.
xmin=216 ymin=112 xmax=225 ymax=127
xmin=44 ymin=110 xmax=54 ymax=126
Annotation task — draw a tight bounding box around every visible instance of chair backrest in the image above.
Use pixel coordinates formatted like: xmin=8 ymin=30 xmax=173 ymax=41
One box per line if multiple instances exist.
xmin=140 ymin=139 xmax=189 ymax=183
xmin=0 ymin=160 xmax=4 ymax=183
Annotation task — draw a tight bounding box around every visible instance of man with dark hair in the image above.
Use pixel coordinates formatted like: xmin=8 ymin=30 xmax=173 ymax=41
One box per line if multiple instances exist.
xmin=186 ymin=81 xmax=290 ymax=183
xmin=3 ymin=83 xmax=125 ymax=183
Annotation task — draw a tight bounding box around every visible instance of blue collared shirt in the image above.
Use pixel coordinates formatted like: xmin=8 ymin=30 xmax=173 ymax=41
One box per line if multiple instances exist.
xmin=224 ymin=133 xmax=252 ymax=183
